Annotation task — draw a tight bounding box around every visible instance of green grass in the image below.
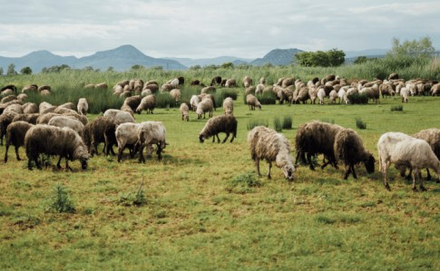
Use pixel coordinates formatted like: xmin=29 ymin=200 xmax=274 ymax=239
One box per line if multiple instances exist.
xmin=1 ymin=73 xmax=440 ymax=269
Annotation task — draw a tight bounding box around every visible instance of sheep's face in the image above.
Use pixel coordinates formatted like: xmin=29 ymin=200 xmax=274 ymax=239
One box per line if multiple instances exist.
xmin=80 ymin=154 xmax=90 ymax=170
xmin=283 ymin=165 xmax=295 ymax=181
xmin=199 ymin=134 xmax=205 ymax=143
xmin=364 ymin=155 xmax=375 ymax=174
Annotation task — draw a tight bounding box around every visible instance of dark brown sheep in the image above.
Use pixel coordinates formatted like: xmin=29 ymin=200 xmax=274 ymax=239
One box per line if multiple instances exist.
xmin=83 ymin=116 xmax=117 ymax=156
xmin=199 ymin=115 xmax=237 ymax=143
xmin=4 ymin=121 xmax=34 ymax=162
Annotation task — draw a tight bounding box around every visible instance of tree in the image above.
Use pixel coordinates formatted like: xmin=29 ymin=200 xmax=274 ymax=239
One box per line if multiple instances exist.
xmin=354 ymin=56 xmax=368 ymax=64
xmin=20 ymin=66 xmax=32 ymax=75
xmin=388 ymin=36 xmax=435 ymax=58
xmin=295 ymin=49 xmax=345 ymax=67
xmin=0 ymin=67 xmax=3 ymax=76
xmin=221 ymin=62 xmax=234 ymax=69
xmin=6 ymin=64 xmax=17 ymax=76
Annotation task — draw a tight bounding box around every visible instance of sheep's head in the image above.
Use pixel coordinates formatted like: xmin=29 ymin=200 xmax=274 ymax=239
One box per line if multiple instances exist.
xmin=364 ymin=154 xmax=375 ymax=174
xmin=199 ymin=134 xmax=205 ymax=143
xmin=80 ymin=154 xmax=90 ymax=170
xmin=282 ymin=164 xmax=295 ymax=181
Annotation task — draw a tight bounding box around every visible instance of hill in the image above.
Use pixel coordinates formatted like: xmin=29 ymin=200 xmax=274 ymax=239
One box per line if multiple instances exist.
xmin=0 ymin=45 xmax=187 ymax=73
xmin=250 ymin=48 xmax=304 ymax=66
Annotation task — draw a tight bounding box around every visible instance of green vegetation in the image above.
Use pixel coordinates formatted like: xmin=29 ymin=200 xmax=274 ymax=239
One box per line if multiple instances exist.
xmin=391 ymin=105 xmax=404 ymax=112
xmin=295 ymin=48 xmax=346 ymax=67
xmin=1 ymin=47 xmax=440 ymax=269
xmin=355 ymin=118 xmax=367 ymax=130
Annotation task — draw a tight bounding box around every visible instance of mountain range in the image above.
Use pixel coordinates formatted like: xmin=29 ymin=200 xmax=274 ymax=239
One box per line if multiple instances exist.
xmin=0 ymin=45 xmax=388 ymax=73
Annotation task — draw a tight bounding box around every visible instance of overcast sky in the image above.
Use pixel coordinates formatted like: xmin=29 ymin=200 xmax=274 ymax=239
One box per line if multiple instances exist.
xmin=1 ymin=0 xmax=439 ymax=59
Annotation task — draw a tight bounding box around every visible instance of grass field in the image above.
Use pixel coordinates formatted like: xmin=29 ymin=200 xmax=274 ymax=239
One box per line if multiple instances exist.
xmin=1 ymin=92 xmax=440 ymax=270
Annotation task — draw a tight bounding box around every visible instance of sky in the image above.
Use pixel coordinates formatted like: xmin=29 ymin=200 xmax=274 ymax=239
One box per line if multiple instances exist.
xmin=0 ymin=0 xmax=439 ymax=59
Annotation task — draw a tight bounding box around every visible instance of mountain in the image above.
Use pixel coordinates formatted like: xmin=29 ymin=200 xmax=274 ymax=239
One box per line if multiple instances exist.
xmin=250 ymin=48 xmax=304 ymax=66
xmin=164 ymin=56 xmax=253 ymax=67
xmin=0 ymin=45 xmax=187 ymax=73
xmin=344 ymin=49 xmax=388 ymax=58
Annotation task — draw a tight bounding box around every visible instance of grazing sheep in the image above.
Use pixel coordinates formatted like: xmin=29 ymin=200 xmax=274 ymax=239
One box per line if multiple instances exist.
xmin=122 ymin=95 xmax=142 ymax=112
xmin=222 ymin=97 xmax=234 ymax=116
xmin=25 ymin=125 xmax=90 ymax=170
xmin=317 ymin=87 xmax=326 ymax=105
xmin=77 ymin=98 xmax=88 ymax=116
xmin=39 ymin=101 xmax=55 ymax=113
xmin=17 ymin=93 xmax=28 ymax=102
xmin=295 ymin=121 xmax=344 ymax=170
xmin=136 ymin=121 xmax=167 ymax=162
xmin=246 ymin=94 xmax=261 ymax=110
xmin=115 ymin=122 xmax=142 ymax=162
xmin=329 ymin=90 xmax=338 ymax=103
xmin=210 ymin=76 xmax=222 ymax=86
xmin=136 ymin=94 xmax=156 ymax=114
xmin=1 ymin=95 xmax=17 ymax=104
xmin=62 ymin=112 xmax=88 ymax=126
xmin=377 ymin=132 xmax=440 ymax=191
xmin=103 ymin=109 xmax=135 ymax=125
xmin=179 ymin=103 xmax=189 ymax=121
xmin=295 ymin=87 xmax=310 ymax=104
xmin=4 ymin=121 xmax=34 ymax=162
xmin=255 ymin=83 xmax=265 ymax=95
xmin=12 ymin=113 xmax=40 ymax=124
xmin=169 ymin=88 xmax=181 ymax=103
xmin=242 ymin=76 xmax=253 ymax=88
xmin=333 ymin=128 xmax=375 ymax=179
xmin=84 ymin=116 xmax=117 ymax=156
xmin=199 ymin=115 xmax=237 ymax=143
xmin=48 ymin=116 xmax=85 ymax=139
xmin=54 ymin=106 xmax=77 ymax=115
xmin=247 ymin=126 xmax=295 ymax=181
xmin=400 ymin=87 xmax=409 ymax=103
xmin=201 ymin=86 xmax=216 ymax=94
xmin=0 ymin=112 xmax=18 ymax=145
xmin=3 ymin=104 xmax=23 ymax=115
xmin=196 ymin=98 xmax=214 ymax=119
xmin=22 ymin=102 xmax=38 ymax=114
xmin=190 ymin=95 xmax=199 ymax=111
xmin=36 ymin=113 xmax=61 ymax=124
xmin=225 ymin=79 xmax=237 ymax=88
xmin=160 ymin=83 xmax=175 ymax=92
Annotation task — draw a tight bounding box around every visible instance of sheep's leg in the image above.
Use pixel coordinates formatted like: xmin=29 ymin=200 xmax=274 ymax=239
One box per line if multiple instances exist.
xmin=56 ymin=156 xmax=63 ymax=169
xmin=383 ymin=162 xmax=391 ymax=191
xmin=254 ymin=159 xmax=261 ymax=177
xmin=4 ymin=143 xmax=9 ymax=163
xmin=211 ymin=136 xmax=215 ymax=143
xmin=267 ymin=162 xmax=272 ymax=179
xmin=157 ymin=145 xmax=162 ymax=160
xmin=27 ymin=157 xmax=33 ymax=170
xmin=65 ymin=158 xmax=72 ymax=172
xmin=15 ymin=145 xmax=21 ymax=161
xmin=222 ymin=133 xmax=229 ymax=143
xmin=425 ymin=168 xmax=431 ymax=181
xmin=230 ymin=132 xmax=236 ymax=143
xmin=412 ymin=169 xmax=420 ymax=191
xmin=138 ymin=145 xmax=145 ymax=163
xmin=307 ymin=153 xmax=315 ymax=170
xmin=343 ymin=165 xmax=351 ymax=180
xmin=117 ymin=147 xmax=124 ymax=163
xmin=351 ymin=164 xmax=357 ymax=179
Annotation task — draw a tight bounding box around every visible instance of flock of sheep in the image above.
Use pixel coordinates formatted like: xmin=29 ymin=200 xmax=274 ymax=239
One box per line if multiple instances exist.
xmin=0 ymin=72 xmax=440 ymax=192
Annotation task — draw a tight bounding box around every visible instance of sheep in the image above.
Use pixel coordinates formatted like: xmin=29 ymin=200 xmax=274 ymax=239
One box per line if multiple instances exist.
xmin=196 ymin=98 xmax=214 ymax=119
xmin=210 ymin=76 xmax=222 ymax=86
xmin=295 ymin=87 xmax=309 ymax=104
xmin=295 ymin=121 xmax=344 ymax=170
xmin=169 ymin=88 xmax=181 ymax=103
xmin=247 ymin=126 xmax=295 ymax=181
xmin=190 ymin=95 xmax=199 ymax=111
xmin=48 ymin=116 xmax=85 ymax=139
xmin=62 ymin=112 xmax=88 ymax=126
xmin=3 ymin=104 xmax=23 ymax=115
xmin=77 ymin=98 xmax=88 ymax=116
xmin=36 ymin=113 xmax=61 ymax=124
xmin=359 ymin=84 xmax=380 ymax=103
xmin=103 ymin=109 xmax=135 ymax=125
xmin=115 ymin=122 xmax=143 ymax=162
xmin=222 ymin=97 xmax=234 ymax=116
xmin=39 ymin=101 xmax=55 ymax=113
xmin=333 ymin=128 xmax=375 ymax=179
xmin=255 ymin=84 xmax=265 ymax=95
xmin=199 ymin=93 xmax=216 ymax=110
xmin=329 ymin=90 xmax=338 ymax=104
xmin=12 ymin=113 xmax=40 ymax=124
xmin=25 ymin=125 xmax=90 ymax=170
xmin=242 ymin=76 xmax=253 ymax=88
xmin=0 ymin=112 xmax=18 ymax=145
xmin=246 ymin=94 xmax=261 ymax=110
xmin=225 ymin=79 xmax=237 ymax=88
xmin=308 ymin=87 xmax=318 ymax=104
xmin=400 ymin=87 xmax=409 ymax=103
xmin=1 ymin=95 xmax=17 ymax=104
xmin=136 ymin=121 xmax=167 ymax=162
xmin=122 ymin=95 xmax=142 ymax=112
xmin=58 ymin=102 xmax=76 ymax=110
xmin=201 ymin=86 xmax=216 ymax=94
xmin=22 ymin=102 xmax=38 ymax=114
xmin=179 ymin=103 xmax=189 ymax=121
xmin=4 ymin=121 xmax=34 ymax=163
xmin=317 ymin=87 xmax=326 ymax=105
xmin=83 ymin=116 xmax=117 ymax=156
xmin=53 ymin=106 xmax=77 ymax=115
xmin=377 ymin=132 xmax=440 ymax=191
xmin=136 ymin=94 xmax=156 ymax=114
xmin=17 ymin=93 xmax=28 ymax=102
xmin=199 ymin=115 xmax=237 ymax=143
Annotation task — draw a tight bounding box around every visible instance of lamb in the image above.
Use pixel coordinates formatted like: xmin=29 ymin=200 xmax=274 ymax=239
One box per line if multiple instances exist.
xmin=400 ymin=87 xmax=409 ymax=103
xmin=25 ymin=125 xmax=90 ymax=170
xmin=136 ymin=94 xmax=156 ymax=114
xmin=247 ymin=126 xmax=295 ymax=181
xmin=136 ymin=121 xmax=167 ymax=162
xmin=4 ymin=121 xmax=34 ymax=162
xmin=222 ymin=97 xmax=234 ymax=116
xmin=377 ymin=132 xmax=440 ymax=191
xmin=77 ymin=98 xmax=88 ymax=116
xmin=255 ymin=84 xmax=265 ymax=95
xmin=196 ymin=98 xmax=214 ymax=119
xmin=83 ymin=116 xmax=117 ymax=156
xmin=295 ymin=121 xmax=344 ymax=170
xmin=317 ymin=87 xmax=326 ymax=105
xmin=48 ymin=116 xmax=85 ymax=139
xmin=179 ymin=103 xmax=189 ymax=121
xmin=169 ymin=88 xmax=181 ymax=103
xmin=246 ymin=94 xmax=261 ymax=110
xmin=242 ymin=76 xmax=253 ymax=88
xmin=199 ymin=115 xmax=237 ymax=143
xmin=333 ymin=128 xmax=375 ymax=179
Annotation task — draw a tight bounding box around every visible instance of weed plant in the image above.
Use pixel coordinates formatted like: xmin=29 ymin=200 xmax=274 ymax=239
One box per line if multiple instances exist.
xmin=356 ymin=118 xmax=367 ymax=129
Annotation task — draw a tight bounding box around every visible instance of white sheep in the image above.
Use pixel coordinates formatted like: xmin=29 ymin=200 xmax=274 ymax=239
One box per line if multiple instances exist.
xmin=115 ymin=122 xmax=142 ymax=162
xmin=136 ymin=121 xmax=167 ymax=162
xmin=48 ymin=115 xmax=85 ymax=139
xmin=190 ymin=95 xmax=200 ymax=112
xmin=400 ymin=87 xmax=409 ymax=103
xmin=77 ymin=98 xmax=88 ymax=116
xmin=222 ymin=97 xmax=234 ymax=116
xmin=377 ymin=132 xmax=440 ymax=191
xmin=246 ymin=94 xmax=261 ymax=110
xmin=179 ymin=103 xmax=189 ymax=121
xmin=196 ymin=98 xmax=214 ymax=119
xmin=317 ymin=87 xmax=326 ymax=105
xmin=247 ymin=126 xmax=295 ymax=181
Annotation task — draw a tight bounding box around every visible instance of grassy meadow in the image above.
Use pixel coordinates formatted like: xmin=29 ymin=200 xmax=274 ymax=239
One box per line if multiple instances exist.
xmin=1 ymin=60 xmax=440 ymax=270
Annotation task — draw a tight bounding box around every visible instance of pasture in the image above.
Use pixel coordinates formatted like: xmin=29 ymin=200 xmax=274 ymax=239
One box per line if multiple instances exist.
xmin=0 ymin=88 xmax=439 ymax=270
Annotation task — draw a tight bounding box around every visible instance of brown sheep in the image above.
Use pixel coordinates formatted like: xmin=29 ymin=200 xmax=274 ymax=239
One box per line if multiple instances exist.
xmin=4 ymin=121 xmax=34 ymax=162
xmin=199 ymin=115 xmax=237 ymax=143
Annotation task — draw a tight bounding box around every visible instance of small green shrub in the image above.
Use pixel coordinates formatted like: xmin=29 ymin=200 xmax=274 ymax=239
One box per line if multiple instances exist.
xmin=356 ymin=118 xmax=367 ymax=129
xmin=391 ymin=105 xmax=403 ymax=111
xmin=282 ymin=115 xmax=293 ymax=130
xmin=247 ymin=119 xmax=269 ymax=130
xmin=348 ymin=93 xmax=369 ymax=104
xmin=118 ymin=181 xmax=147 ymax=207
xmin=156 ymin=92 xmax=178 ymax=108
xmin=47 ymin=183 xmax=76 ymax=213
xmin=257 ymin=91 xmax=277 ymax=105
xmin=227 ymin=172 xmax=262 ymax=194
xmin=274 ymin=117 xmax=283 ymax=132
